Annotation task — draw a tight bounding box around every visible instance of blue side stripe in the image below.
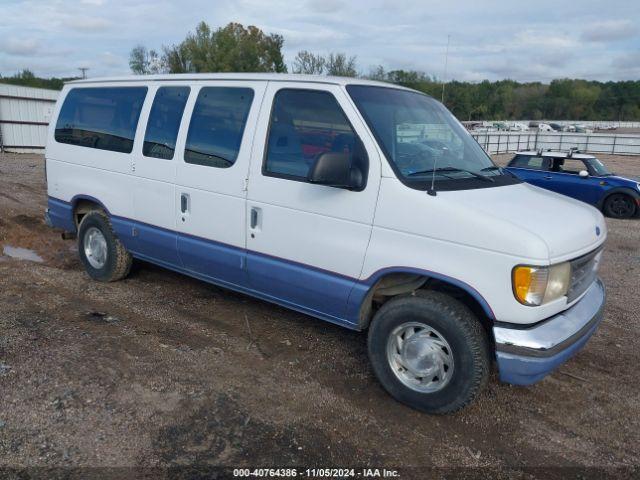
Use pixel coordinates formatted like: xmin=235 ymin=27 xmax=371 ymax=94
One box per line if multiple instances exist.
xmin=246 ymin=251 xmax=357 ymax=321
xmin=47 ymin=196 xmax=495 ymax=329
xmin=47 ymin=197 xmax=76 ymax=232
xmin=177 ymin=231 xmax=248 ymax=287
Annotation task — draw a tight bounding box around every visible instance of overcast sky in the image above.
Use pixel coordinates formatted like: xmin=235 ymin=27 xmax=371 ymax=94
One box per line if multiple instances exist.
xmin=1 ymin=0 xmax=639 ymax=82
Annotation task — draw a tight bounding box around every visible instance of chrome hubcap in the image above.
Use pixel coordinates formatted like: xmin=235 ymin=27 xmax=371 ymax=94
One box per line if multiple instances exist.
xmin=386 ymin=322 xmax=454 ymax=393
xmin=83 ymin=227 xmax=108 ymax=269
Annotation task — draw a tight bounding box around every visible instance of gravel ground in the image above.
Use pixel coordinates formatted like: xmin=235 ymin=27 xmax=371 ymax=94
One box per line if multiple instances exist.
xmin=0 ymin=153 xmax=639 ymax=478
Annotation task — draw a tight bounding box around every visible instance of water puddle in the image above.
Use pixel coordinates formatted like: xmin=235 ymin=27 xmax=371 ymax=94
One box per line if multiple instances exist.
xmin=2 ymin=245 xmax=44 ymax=263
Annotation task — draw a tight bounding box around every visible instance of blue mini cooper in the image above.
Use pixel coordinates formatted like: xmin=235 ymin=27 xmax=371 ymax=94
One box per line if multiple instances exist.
xmin=506 ymin=150 xmax=640 ymax=219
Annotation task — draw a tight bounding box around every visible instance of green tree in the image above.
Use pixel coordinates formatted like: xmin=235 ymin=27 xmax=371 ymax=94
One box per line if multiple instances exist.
xmin=155 ymin=22 xmax=286 ymax=74
xmin=129 ymin=45 xmax=161 ymax=75
xmin=292 ymin=50 xmax=326 ymax=75
xmin=291 ymin=51 xmax=358 ymax=76
xmin=124 ymin=34 xmax=640 ymax=121
xmin=325 ymin=53 xmax=357 ymax=77
xmin=162 ymin=42 xmax=191 ymax=74
xmin=0 ymin=69 xmax=74 ymax=90
xmin=367 ymin=65 xmax=387 ymax=81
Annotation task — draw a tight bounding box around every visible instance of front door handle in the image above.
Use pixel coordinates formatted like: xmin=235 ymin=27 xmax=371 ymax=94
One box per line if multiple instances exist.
xmin=544 ymin=175 xmax=552 ymax=180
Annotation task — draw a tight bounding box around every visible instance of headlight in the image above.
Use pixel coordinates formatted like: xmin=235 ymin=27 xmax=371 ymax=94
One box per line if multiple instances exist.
xmin=512 ymin=262 xmax=571 ymax=306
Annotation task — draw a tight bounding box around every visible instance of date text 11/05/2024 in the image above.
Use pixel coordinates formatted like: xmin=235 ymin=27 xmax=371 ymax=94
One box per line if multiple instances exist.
xmin=232 ymin=468 xmax=401 ymax=477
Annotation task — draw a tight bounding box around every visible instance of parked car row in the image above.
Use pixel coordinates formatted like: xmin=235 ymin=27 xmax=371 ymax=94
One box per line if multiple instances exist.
xmin=562 ymin=124 xmax=594 ymax=134
xmin=465 ymin=122 xmax=596 ymax=134
xmin=530 ymin=122 xmax=594 ymax=133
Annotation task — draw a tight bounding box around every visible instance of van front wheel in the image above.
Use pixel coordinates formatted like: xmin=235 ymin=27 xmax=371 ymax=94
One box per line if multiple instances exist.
xmin=368 ymin=291 xmax=490 ymax=414
xmin=78 ymin=211 xmax=132 ymax=282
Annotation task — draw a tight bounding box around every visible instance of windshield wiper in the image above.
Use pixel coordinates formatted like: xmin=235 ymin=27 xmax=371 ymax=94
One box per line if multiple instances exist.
xmin=408 ymin=166 xmax=494 ymax=196
xmin=408 ymin=169 xmax=456 ymax=179
xmin=480 ymin=166 xmax=502 ymax=172
xmin=430 ymin=167 xmax=495 ymax=182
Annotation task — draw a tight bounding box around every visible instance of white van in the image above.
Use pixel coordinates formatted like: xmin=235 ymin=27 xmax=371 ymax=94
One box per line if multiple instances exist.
xmin=45 ymin=74 xmax=606 ymax=413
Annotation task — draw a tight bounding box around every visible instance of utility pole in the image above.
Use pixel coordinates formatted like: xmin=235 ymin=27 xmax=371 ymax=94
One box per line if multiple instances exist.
xmin=441 ymin=35 xmax=450 ymax=105
xmin=78 ymin=67 xmax=89 ymax=79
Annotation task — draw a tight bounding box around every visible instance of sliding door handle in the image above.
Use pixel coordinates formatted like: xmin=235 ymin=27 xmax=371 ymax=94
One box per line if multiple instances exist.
xmin=180 ymin=193 xmax=189 ymax=213
xmin=250 ymin=207 xmax=259 ymax=229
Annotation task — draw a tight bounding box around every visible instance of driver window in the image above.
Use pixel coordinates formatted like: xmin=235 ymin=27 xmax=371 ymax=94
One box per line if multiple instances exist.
xmin=264 ymin=89 xmax=367 ymax=182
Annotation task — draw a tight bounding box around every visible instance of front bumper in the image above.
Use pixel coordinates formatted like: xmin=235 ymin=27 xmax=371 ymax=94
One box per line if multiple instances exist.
xmin=494 ymin=278 xmax=605 ymax=385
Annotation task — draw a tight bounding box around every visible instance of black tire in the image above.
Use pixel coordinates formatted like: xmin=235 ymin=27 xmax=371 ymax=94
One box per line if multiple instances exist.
xmin=368 ymin=290 xmax=490 ymax=414
xmin=77 ymin=210 xmax=132 ymax=282
xmin=603 ymin=193 xmax=637 ymax=219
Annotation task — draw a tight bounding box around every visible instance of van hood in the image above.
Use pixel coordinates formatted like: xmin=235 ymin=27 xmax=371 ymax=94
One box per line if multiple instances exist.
xmin=437 ymin=182 xmax=606 ymax=262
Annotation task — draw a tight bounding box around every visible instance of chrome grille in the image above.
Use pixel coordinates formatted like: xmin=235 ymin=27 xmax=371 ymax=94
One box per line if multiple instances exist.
xmin=567 ymin=248 xmax=602 ymax=303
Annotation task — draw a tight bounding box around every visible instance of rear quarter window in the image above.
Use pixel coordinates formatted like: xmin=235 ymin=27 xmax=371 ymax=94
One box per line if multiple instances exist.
xmin=143 ymin=86 xmax=190 ymax=160
xmin=55 ymin=87 xmax=148 ymax=154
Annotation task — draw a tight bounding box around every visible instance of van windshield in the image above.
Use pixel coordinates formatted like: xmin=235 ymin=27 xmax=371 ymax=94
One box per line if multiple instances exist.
xmin=347 ymin=85 xmax=519 ymax=191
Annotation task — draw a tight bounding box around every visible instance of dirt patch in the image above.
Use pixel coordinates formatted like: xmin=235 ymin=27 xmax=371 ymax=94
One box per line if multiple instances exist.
xmin=152 ymin=392 xmax=373 ymax=467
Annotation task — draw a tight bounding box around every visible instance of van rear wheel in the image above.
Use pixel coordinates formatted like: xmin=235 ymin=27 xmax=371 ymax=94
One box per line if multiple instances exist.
xmin=368 ymin=291 xmax=489 ymax=414
xmin=78 ymin=211 xmax=132 ymax=282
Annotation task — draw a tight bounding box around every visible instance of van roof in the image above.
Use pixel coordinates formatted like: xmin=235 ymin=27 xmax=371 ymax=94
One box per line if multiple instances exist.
xmin=67 ymin=73 xmax=415 ymax=90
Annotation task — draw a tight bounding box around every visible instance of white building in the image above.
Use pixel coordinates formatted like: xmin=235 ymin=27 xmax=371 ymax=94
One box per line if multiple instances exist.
xmin=0 ymin=84 xmax=59 ymax=153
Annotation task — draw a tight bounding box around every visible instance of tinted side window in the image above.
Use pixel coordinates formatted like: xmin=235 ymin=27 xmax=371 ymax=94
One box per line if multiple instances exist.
xmin=143 ymin=87 xmax=190 ymax=160
xmin=55 ymin=87 xmax=147 ymax=153
xmin=264 ymin=89 xmax=366 ymax=181
xmin=511 ymin=155 xmax=547 ymax=170
xmin=184 ymin=87 xmax=254 ymax=168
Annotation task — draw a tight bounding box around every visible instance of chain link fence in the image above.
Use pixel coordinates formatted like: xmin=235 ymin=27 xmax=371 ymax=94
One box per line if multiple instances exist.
xmin=471 ymin=132 xmax=640 ymax=155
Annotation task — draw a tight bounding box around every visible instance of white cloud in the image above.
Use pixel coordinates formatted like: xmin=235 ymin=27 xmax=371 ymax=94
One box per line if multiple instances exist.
xmin=582 ymin=20 xmax=638 ymax=42
xmin=99 ymin=51 xmax=124 ymax=67
xmin=305 ymin=0 xmax=344 ymax=14
xmin=513 ymin=30 xmax=578 ymax=50
xmin=268 ymin=25 xmax=350 ymax=49
xmin=0 ymin=0 xmax=639 ymax=80
xmin=62 ymin=15 xmax=112 ymax=32
xmin=0 ymin=38 xmax=41 ymax=56
xmin=611 ymin=50 xmax=640 ymax=76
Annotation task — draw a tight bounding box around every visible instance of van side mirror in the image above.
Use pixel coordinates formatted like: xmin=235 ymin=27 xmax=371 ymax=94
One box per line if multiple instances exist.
xmin=579 ymin=170 xmax=589 ymax=178
xmin=308 ymin=152 xmax=364 ymax=190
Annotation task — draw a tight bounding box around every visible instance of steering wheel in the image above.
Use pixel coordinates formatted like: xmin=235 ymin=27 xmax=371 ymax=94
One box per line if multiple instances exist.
xmin=396 ymin=143 xmax=434 ymax=172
